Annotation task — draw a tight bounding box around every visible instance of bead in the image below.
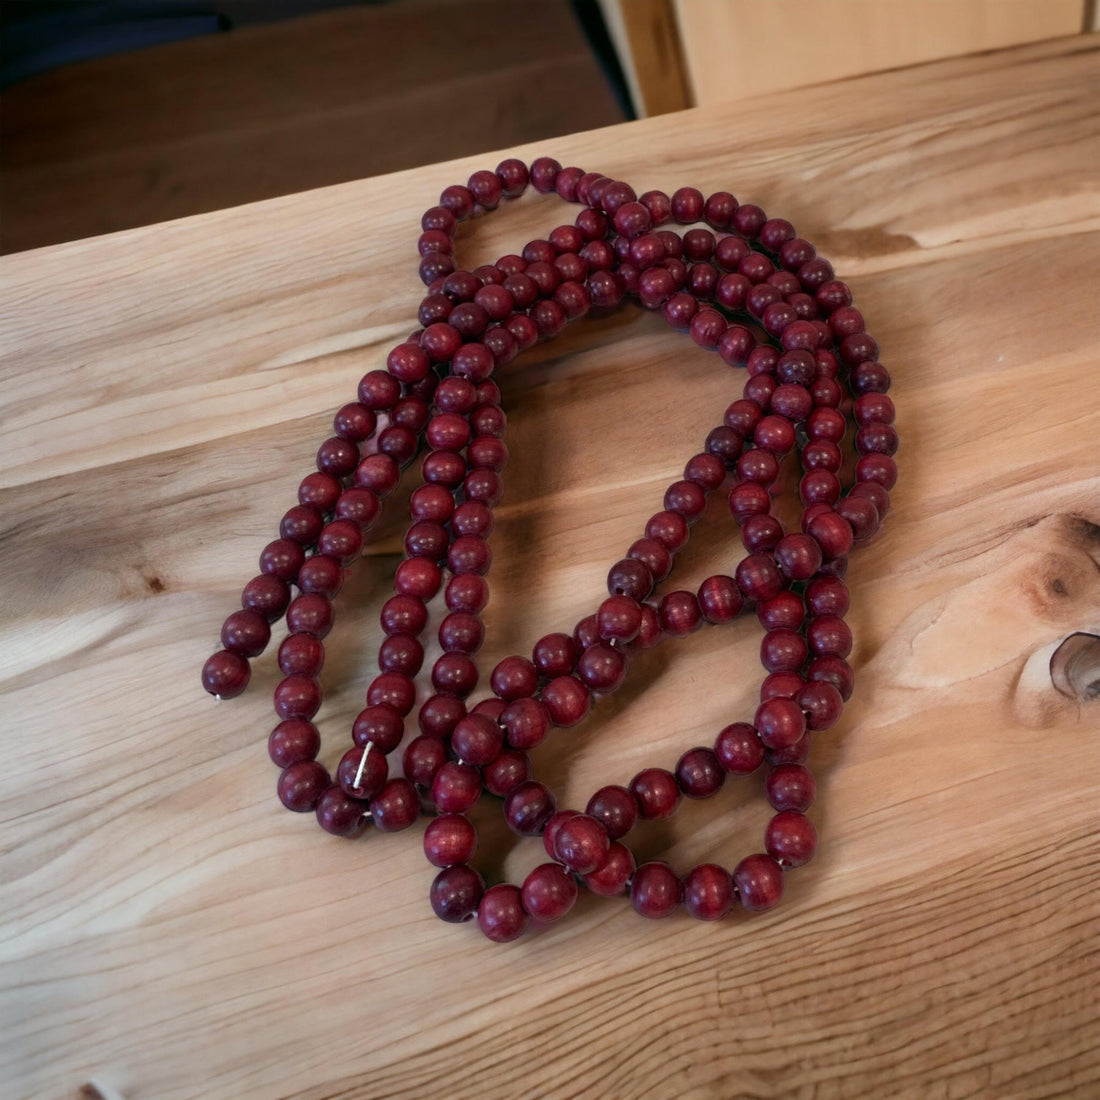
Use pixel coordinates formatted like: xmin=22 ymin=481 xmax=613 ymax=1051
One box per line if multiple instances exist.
xmin=273 ymin=675 xmax=321 ymax=720
xmin=542 ymin=676 xmax=590 ymax=727
xmin=431 ymin=761 xmax=482 ymax=814
xmin=630 ymin=768 xmax=680 ymax=820
xmin=452 ymin=714 xmax=503 ymax=767
xmin=220 ymin=609 xmax=270 ymax=658
xmin=553 ymin=814 xmax=610 ymax=875
xmin=504 ymin=781 xmax=557 ymax=835
xmin=430 ymin=864 xmax=485 ymax=922
xmin=490 ymin=656 xmax=538 ymax=701
xmin=337 ymin=744 xmax=387 ymax=800
xmin=532 ymin=632 xmax=577 ymax=677
xmin=278 ymin=761 xmax=329 ymax=812
xmin=446 ymin=573 xmax=489 ymax=613
xmin=482 ymin=748 xmax=531 ymax=797
xmin=761 ymin=671 xmax=804 ymax=701
xmin=241 ymin=574 xmax=290 ymax=621
xmin=698 ymin=574 xmax=743 ymax=623
xmin=715 ymin=722 xmax=765 ymax=774
xmin=268 ymin=718 xmax=320 ymax=768
xmin=478 ymin=883 xmax=529 ymax=942
xmin=683 ymin=863 xmax=734 ymax=921
xmin=754 ymin=697 xmax=806 ymax=750
xmin=596 ymin=594 xmax=643 ymax=643
xmin=577 ymin=642 xmax=628 ymax=693
xmin=798 ymin=680 xmax=844 ymax=730
xmin=758 ymin=591 xmax=804 ymax=632
xmin=766 ymin=810 xmax=818 ymax=867
xmin=766 ymin=764 xmax=816 ymax=812
xmin=631 ymin=862 xmax=683 ymax=918
xmin=259 ymin=538 xmax=305 ymax=581
xmin=760 ymin=630 xmax=808 ymax=673
xmin=733 ymin=853 xmax=784 ymax=911
xmin=521 ymin=863 xmax=578 ymax=923
xmin=607 ymin=557 xmax=654 ymax=601
xmin=583 ymin=842 xmax=636 ymax=896
xmin=659 ymin=591 xmax=702 ymax=636
xmin=735 ymin=554 xmax=784 ymax=603
xmin=676 ymin=747 xmax=725 ymax=799
xmin=316 ymin=786 xmax=366 ymax=837
xmin=775 ymin=533 xmax=823 ymax=581
xmin=585 ymin=784 xmax=638 ymax=840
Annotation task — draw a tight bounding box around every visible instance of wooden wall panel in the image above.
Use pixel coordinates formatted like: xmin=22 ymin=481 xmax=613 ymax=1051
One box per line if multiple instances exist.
xmin=672 ymin=0 xmax=1085 ymax=106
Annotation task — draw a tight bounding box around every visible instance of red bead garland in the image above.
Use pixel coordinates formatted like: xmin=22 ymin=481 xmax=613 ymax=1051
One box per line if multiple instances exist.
xmin=202 ymin=155 xmax=896 ymax=939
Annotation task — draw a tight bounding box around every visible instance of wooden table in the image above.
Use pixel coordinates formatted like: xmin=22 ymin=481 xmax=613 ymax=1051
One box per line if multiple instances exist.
xmin=3 ymin=35 xmax=1099 ymax=1100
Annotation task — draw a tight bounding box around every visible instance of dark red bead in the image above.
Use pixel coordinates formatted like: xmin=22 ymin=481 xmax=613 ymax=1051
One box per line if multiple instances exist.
xmin=274 ymin=675 xmax=321 ymax=720
xmin=630 ymin=767 xmax=680 ymax=819
xmin=278 ymin=760 xmax=329 ymax=812
xmin=220 ymin=609 xmax=270 ymax=658
xmin=504 ymin=780 xmax=556 ymax=835
xmin=754 ymin=697 xmax=806 ymax=750
xmin=353 ymin=704 xmax=404 ymax=753
xmin=370 ymin=777 xmax=419 ymax=832
xmin=482 ymin=748 xmax=531 ymax=797
xmin=451 ymin=714 xmax=503 ymax=766
xmin=337 ymin=744 xmax=387 ymax=800
xmin=659 ymin=590 xmax=702 ymax=636
xmin=798 ymin=680 xmax=844 ymax=730
xmin=402 ymin=735 xmax=447 ymax=789
xmin=631 ymin=861 xmax=683 ymax=918
xmin=490 ymin=656 xmax=538 ymax=701
xmin=758 ymin=591 xmax=804 ymax=631
xmin=268 ymin=718 xmax=321 ymax=768
xmin=760 ymin=629 xmax=807 ymax=673
xmin=532 ymin=632 xmax=578 ymax=677
xmin=683 ymin=863 xmax=734 ymax=921
xmin=585 ymin=784 xmax=638 ymax=840
xmin=733 ymin=853 xmax=784 ymax=911
xmin=766 ymin=810 xmax=818 ymax=867
xmin=736 ymin=553 xmax=784 ymax=602
xmin=583 ymin=842 xmax=635 ymax=896
xmin=241 ymin=574 xmax=290 ymax=621
xmin=432 ymin=761 xmax=482 ymax=814
xmin=676 ymin=747 xmax=725 ymax=798
xmin=522 ymin=863 xmax=578 ymax=923
xmin=553 ymin=814 xmax=610 ymax=874
xmin=697 ymin=574 xmax=743 ymax=623
xmin=478 ymin=883 xmax=528 ymax=942
xmin=577 ymin=642 xmax=628 ymax=693
xmin=766 ymin=764 xmax=816 ymax=813
xmin=431 ymin=864 xmax=485 ymax=923
xmin=714 ymin=721 xmax=766 ymax=774
xmin=542 ymin=675 xmax=590 ymax=727
xmin=260 ymin=538 xmax=306 ymax=581
xmin=316 ymin=785 xmax=367 ymax=837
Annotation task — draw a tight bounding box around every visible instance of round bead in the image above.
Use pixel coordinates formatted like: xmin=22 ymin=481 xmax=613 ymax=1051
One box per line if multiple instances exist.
xmin=277 ymin=761 xmax=329 ymax=812
xmin=490 ymin=656 xmax=538 ymax=701
xmin=541 ymin=676 xmax=590 ymax=727
xmin=583 ymin=842 xmax=636 ymax=896
xmin=630 ymin=862 xmax=683 ymax=918
xmin=336 ymin=744 xmax=387 ymax=801
xmin=765 ymin=810 xmax=818 ymax=867
xmin=268 ymin=718 xmax=320 ymax=768
xmin=675 ymin=747 xmax=725 ymax=799
xmin=451 ymin=714 xmax=503 ymax=766
xmin=715 ymin=722 xmax=765 ymax=774
xmin=597 ymin=594 xmax=643 ymax=643
xmin=478 ymin=883 xmax=528 ymax=943
xmin=369 ymin=778 xmax=419 ymax=832
xmin=630 ymin=768 xmax=680 ymax=820
xmin=431 ymin=761 xmax=482 ymax=814
xmin=430 ymin=864 xmax=485 ymax=923
xmin=521 ymin=863 xmax=578 ymax=923
xmin=201 ymin=649 xmax=251 ymax=698
xmin=585 ymin=784 xmax=638 ymax=840
xmin=553 ymin=814 xmax=611 ymax=875
xmin=683 ymin=863 xmax=734 ymax=921
xmin=766 ymin=764 xmax=816 ymax=812
xmin=504 ymin=781 xmax=557 ymax=836
xmin=754 ymin=697 xmax=807 ymax=750
xmin=316 ymin=785 xmax=366 ymax=837
xmin=733 ymin=853 xmax=784 ymax=911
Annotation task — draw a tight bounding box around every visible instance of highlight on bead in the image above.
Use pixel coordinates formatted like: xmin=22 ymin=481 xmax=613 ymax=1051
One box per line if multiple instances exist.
xmin=201 ymin=154 xmax=895 ymax=940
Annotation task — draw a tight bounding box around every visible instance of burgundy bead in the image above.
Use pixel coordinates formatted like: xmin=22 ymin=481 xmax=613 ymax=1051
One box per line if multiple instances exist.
xmin=241 ymin=574 xmax=290 ymax=621
xmin=585 ymin=784 xmax=638 ymax=840
xmin=542 ymin=810 xmax=581 ymax=860
xmin=482 ymin=748 xmax=531 ymax=797
xmin=554 ymin=814 xmax=610 ymax=874
xmin=676 ymin=747 xmax=725 ymax=799
xmin=733 ymin=853 xmax=784 ymax=911
xmin=280 ymin=504 xmax=324 ymax=545
xmin=630 ymin=767 xmax=680 ymax=819
xmin=220 ymin=609 xmax=270 ymax=658
xmin=337 ymin=744 xmax=387 ymax=800
xmin=278 ymin=760 xmax=329 ymax=812
xmin=431 ymin=652 xmax=479 ymax=697
xmin=274 ymin=675 xmax=321 ymax=720
xmin=504 ymin=781 xmax=557 ymax=835
xmin=405 ymin=520 xmax=449 ymax=561
xmin=856 ymin=453 xmax=898 ymax=490
xmin=807 ymin=614 xmax=853 ymax=659
xmin=735 ymin=553 xmax=784 ymax=603
xmin=631 ymin=861 xmax=683 ymax=918
xmin=729 ymin=482 xmax=772 ymax=521
xmin=402 ymin=735 xmax=447 ymax=789
xmin=369 ymin=778 xmax=419 ymax=832
xmin=808 ymin=655 xmax=855 ymax=702
xmin=297 ymin=554 xmax=343 ymax=599
xmin=775 ymin=533 xmax=823 ymax=581
xmin=741 ymin=514 xmax=783 ymax=552
xmin=683 ymin=863 xmax=734 ymax=921
xmin=498 ymin=697 xmax=549 ymax=751
xmin=596 ymin=594 xmax=643 ymax=643
xmin=490 ymin=656 xmax=538 ymax=701
xmin=766 ymin=810 xmax=818 ymax=867
xmin=367 ymin=671 xmax=416 ymax=714
xmin=798 ymin=680 xmax=844 ymax=730
xmin=431 ymin=864 xmax=485 ymax=923
xmin=766 ymin=763 xmax=816 ymax=812
xmin=754 ymin=697 xmax=806 ymax=750
xmin=607 ymin=557 xmax=654 ymax=601
xmin=268 ymin=718 xmax=321 ymax=768
xmin=697 ymin=574 xmax=743 ymax=623
xmin=577 ymin=642 xmax=628 ymax=693
xmin=451 ymin=714 xmax=502 ymax=767
xmin=356 ymin=453 xmax=400 ymax=496
xmin=806 ymin=510 xmax=854 ymax=560
xmin=532 ymin=632 xmax=578 ymax=677
xmin=758 ymin=591 xmax=803 ymax=631
xmin=522 ymin=863 xmax=578 ymax=923
xmin=478 ymin=883 xmax=528 ymax=942
xmin=432 ymin=761 xmax=482 ymax=814
xmin=318 ymin=520 xmax=363 ymax=565
xmin=260 ymin=538 xmax=306 ymax=581
xmin=659 ymin=590 xmax=702 ymax=636
xmin=542 ymin=675 xmax=590 ymax=727
xmin=583 ymin=842 xmax=635 ymax=896
xmin=760 ymin=629 xmax=807 ymax=673
xmin=316 ymin=785 xmax=367 ymax=837
xmin=836 ymin=495 xmax=881 ymax=541
xmin=353 ymin=704 xmax=404 ymax=753
xmin=316 ymin=436 xmax=359 ymax=478
xmin=712 ymin=721 xmax=765 ymax=774
xmin=761 ymin=671 xmax=804 ymax=701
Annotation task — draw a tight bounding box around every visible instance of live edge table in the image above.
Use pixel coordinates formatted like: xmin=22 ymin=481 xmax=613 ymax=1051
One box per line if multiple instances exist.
xmin=2 ymin=35 xmax=1099 ymax=1100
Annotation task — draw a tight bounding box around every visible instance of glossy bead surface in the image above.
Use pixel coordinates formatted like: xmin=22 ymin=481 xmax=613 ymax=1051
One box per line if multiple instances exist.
xmin=430 ymin=864 xmax=485 ymax=923
xmin=521 ymin=863 xmax=578 ymax=922
xmin=631 ymin=862 xmax=683 ymax=918
xmin=683 ymin=863 xmax=734 ymax=921
xmin=733 ymin=853 xmax=784 ymax=911
xmin=478 ymin=884 xmax=528 ymax=942
xmin=630 ymin=768 xmax=680 ymax=820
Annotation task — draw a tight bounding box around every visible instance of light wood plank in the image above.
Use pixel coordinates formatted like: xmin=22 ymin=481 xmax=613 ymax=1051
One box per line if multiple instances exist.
xmin=2 ymin=34 xmax=1099 ymax=1100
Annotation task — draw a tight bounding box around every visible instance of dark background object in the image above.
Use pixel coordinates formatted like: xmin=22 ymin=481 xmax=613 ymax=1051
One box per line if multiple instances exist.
xmin=0 ymin=0 xmax=628 ymax=253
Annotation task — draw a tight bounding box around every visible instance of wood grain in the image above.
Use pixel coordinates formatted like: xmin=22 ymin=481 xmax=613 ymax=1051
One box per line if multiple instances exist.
xmin=672 ymin=0 xmax=1085 ymax=106
xmin=3 ymin=34 xmax=1100 ymax=1100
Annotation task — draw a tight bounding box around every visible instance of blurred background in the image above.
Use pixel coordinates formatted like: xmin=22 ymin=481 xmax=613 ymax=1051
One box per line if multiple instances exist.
xmin=2 ymin=0 xmax=1094 ymax=254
